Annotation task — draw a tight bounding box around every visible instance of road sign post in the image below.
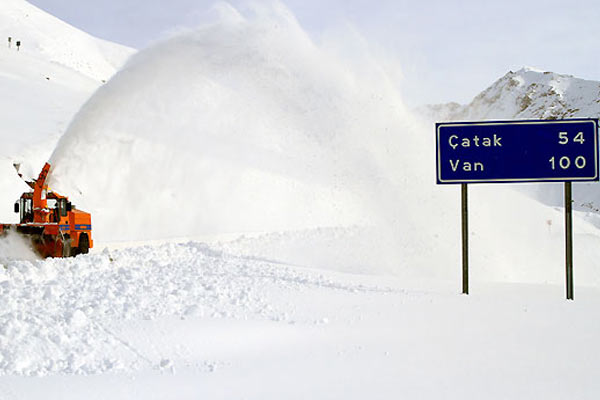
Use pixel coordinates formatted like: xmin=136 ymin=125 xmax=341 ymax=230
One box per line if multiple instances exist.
xmin=436 ymin=119 xmax=599 ymax=300
xmin=565 ymin=182 xmax=574 ymax=300
xmin=461 ymin=183 xmax=468 ymax=295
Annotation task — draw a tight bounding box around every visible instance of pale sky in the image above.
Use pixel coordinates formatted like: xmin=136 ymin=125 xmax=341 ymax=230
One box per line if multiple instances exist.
xmin=27 ymin=0 xmax=600 ymax=106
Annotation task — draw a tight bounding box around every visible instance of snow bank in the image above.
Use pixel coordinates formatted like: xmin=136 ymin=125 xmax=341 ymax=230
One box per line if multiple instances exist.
xmin=48 ymin=2 xmax=427 ymax=244
xmin=0 ymin=241 xmax=392 ymax=375
xmin=2 ymin=239 xmax=600 ymax=388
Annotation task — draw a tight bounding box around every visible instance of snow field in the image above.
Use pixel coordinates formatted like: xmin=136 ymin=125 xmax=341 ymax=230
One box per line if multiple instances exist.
xmin=210 ymin=186 xmax=600 ymax=289
xmin=2 ymin=240 xmax=600 ymax=399
xmin=0 ymin=239 xmax=400 ymax=376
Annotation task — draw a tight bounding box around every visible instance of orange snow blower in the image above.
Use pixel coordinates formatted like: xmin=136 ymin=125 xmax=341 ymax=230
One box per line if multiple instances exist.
xmin=0 ymin=162 xmax=93 ymax=258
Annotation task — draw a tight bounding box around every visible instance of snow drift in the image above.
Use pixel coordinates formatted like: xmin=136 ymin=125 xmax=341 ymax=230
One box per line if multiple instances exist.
xmin=48 ymin=3 xmax=427 ymax=243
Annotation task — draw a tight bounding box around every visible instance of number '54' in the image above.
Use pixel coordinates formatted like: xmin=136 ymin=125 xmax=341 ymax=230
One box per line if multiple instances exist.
xmin=558 ymin=131 xmax=585 ymax=144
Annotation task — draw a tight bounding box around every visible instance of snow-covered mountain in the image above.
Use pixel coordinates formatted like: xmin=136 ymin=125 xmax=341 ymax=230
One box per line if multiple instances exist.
xmin=0 ymin=0 xmax=133 ymax=82
xmin=419 ymin=67 xmax=600 ymax=121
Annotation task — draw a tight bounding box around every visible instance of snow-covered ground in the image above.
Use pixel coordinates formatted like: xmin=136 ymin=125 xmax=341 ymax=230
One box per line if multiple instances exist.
xmin=1 ymin=1 xmax=600 ymax=399
xmin=2 ymin=240 xmax=600 ymax=399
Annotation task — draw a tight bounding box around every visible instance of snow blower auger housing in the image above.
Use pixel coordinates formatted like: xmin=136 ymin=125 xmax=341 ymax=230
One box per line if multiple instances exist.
xmin=0 ymin=162 xmax=93 ymax=258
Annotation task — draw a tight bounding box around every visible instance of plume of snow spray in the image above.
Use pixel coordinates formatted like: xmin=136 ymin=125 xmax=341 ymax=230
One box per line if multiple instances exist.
xmin=48 ymin=2 xmax=433 ymax=244
xmin=0 ymin=230 xmax=39 ymax=262
xmin=43 ymin=2 xmax=600 ymax=284
xmin=44 ymin=1 xmax=463 ymax=277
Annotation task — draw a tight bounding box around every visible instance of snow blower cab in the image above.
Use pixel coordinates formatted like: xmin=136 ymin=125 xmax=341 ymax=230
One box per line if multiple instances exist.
xmin=10 ymin=162 xmax=93 ymax=257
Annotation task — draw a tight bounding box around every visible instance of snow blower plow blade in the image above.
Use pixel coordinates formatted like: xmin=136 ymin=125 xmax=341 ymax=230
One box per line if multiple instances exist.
xmin=1 ymin=162 xmax=93 ymax=258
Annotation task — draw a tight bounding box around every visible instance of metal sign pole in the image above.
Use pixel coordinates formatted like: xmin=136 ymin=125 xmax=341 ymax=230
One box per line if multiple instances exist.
xmin=565 ymin=182 xmax=574 ymax=300
xmin=461 ymin=183 xmax=469 ymax=295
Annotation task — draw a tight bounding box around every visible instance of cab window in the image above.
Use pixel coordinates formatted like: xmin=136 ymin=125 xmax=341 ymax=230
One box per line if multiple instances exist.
xmin=20 ymin=198 xmax=33 ymax=223
xmin=58 ymin=199 xmax=68 ymax=217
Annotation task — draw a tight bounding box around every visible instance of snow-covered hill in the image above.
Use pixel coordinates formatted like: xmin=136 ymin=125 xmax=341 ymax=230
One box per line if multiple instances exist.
xmin=418 ymin=67 xmax=600 ymax=121
xmin=0 ymin=0 xmax=133 ymax=82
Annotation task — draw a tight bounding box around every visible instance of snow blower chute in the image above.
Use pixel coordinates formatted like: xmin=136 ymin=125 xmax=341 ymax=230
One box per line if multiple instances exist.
xmin=0 ymin=162 xmax=93 ymax=257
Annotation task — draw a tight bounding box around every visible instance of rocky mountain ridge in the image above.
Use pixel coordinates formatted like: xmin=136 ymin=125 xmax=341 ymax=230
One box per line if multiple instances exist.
xmin=419 ymin=67 xmax=600 ymax=122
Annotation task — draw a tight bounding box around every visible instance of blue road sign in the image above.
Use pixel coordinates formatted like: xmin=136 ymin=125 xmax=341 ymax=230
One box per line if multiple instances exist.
xmin=436 ymin=119 xmax=599 ymax=184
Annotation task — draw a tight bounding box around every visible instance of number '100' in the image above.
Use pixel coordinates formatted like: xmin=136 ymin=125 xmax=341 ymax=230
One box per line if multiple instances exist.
xmin=549 ymin=156 xmax=586 ymax=170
